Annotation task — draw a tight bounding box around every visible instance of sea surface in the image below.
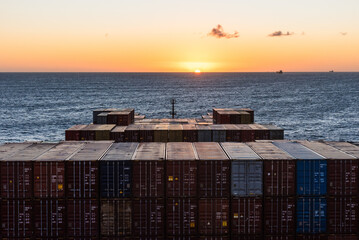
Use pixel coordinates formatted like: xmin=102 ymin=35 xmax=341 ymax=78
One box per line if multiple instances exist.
xmin=0 ymin=72 xmax=358 ymax=143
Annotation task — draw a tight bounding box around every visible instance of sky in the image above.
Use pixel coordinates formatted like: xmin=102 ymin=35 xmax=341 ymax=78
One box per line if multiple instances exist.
xmin=0 ymin=0 xmax=358 ymax=72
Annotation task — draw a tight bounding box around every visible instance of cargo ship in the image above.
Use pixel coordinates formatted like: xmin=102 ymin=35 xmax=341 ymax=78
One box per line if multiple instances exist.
xmin=0 ymin=107 xmax=358 ymax=239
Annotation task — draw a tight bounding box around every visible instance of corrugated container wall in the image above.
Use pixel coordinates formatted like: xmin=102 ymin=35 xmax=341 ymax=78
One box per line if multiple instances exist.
xmin=100 ymin=199 xmax=132 ymax=236
xmin=197 ymin=125 xmax=212 ymax=142
xmin=166 ymin=198 xmax=197 ymax=236
xmin=210 ymin=125 xmax=226 ymax=142
xmin=132 ymin=143 xmax=165 ymax=197
xmin=231 ymin=197 xmax=262 ymax=235
xmin=264 ymin=197 xmax=296 ymax=234
xmin=182 ymin=124 xmax=198 ymax=142
xmin=198 ymin=198 xmax=229 ymax=235
xmin=297 ymin=197 xmax=327 ymax=234
xmin=166 ymin=143 xmax=197 ymax=197
xmin=327 ymin=197 xmax=358 ymax=234
xmin=195 ymin=142 xmax=230 ymax=197
xmin=222 ymin=143 xmax=262 ymax=196
xmin=168 ymin=125 xmax=183 ymax=142
xmin=100 ymin=143 xmax=138 ymax=198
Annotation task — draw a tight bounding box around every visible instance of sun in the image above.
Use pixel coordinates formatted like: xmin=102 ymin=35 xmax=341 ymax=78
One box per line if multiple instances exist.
xmin=194 ymin=69 xmax=201 ymax=73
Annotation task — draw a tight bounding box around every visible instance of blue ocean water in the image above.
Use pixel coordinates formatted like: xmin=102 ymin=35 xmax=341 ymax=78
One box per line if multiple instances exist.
xmin=0 ymin=72 xmax=358 ymax=143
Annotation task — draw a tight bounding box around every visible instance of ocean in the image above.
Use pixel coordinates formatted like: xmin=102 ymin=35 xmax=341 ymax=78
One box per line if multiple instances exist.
xmin=0 ymin=72 xmax=358 ymax=143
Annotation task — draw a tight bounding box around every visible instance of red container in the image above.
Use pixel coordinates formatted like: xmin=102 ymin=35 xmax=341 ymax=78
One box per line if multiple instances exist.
xmin=251 ymin=124 xmax=270 ymax=140
xmin=327 ymin=197 xmax=358 ymax=234
xmin=65 ymin=125 xmax=87 ymax=141
xmin=67 ymin=199 xmax=98 ymax=237
xmin=231 ymin=237 xmax=261 ymax=240
xmin=263 ymin=160 xmax=296 ymax=196
xmin=1 ymin=199 xmax=32 ymax=237
xmin=296 ymin=235 xmax=328 ymax=240
xmin=232 ymin=197 xmax=262 ymax=235
xmin=132 ymin=160 xmax=164 ymax=197
xmin=140 ymin=125 xmax=155 ymax=142
xmin=33 ymin=161 xmax=65 ymax=198
xmin=327 ymin=159 xmax=359 ymax=195
xmin=111 ymin=126 xmax=126 ymax=142
xmin=198 ymin=160 xmax=230 ymax=197
xmin=236 ymin=125 xmax=255 ymax=142
xmin=34 ymin=199 xmax=66 ymax=237
xmin=132 ymin=198 xmax=165 ymax=237
xmin=66 ymin=161 xmax=98 ymax=198
xmin=125 ymin=125 xmax=140 ymax=142
xmin=182 ymin=124 xmax=198 ymax=142
xmin=198 ymin=198 xmax=229 ymax=235
xmin=200 ymin=237 xmax=230 ymax=240
xmin=264 ymin=197 xmax=296 ymax=234
xmin=101 ymin=199 xmax=132 ymax=237
xmin=265 ymin=236 xmax=295 ymax=240
xmin=166 ymin=160 xmax=197 ymax=197
xmin=1 ymin=161 xmax=33 ymax=198
xmin=166 ymin=198 xmax=197 ymax=236
xmin=224 ymin=125 xmax=241 ymax=142
xmin=328 ymin=235 xmax=358 ymax=240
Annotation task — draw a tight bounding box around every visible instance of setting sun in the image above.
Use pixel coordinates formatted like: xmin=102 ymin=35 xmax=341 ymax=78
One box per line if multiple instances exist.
xmin=195 ymin=69 xmax=201 ymax=73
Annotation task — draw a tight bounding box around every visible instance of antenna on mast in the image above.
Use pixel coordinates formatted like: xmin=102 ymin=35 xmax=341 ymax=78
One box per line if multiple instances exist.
xmin=170 ymin=99 xmax=176 ymax=119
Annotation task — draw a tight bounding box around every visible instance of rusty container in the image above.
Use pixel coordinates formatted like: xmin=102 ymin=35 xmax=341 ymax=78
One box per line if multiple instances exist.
xmin=264 ymin=197 xmax=296 ymax=235
xmin=132 ymin=143 xmax=165 ymax=197
xmin=1 ymin=143 xmax=56 ymax=198
xmin=166 ymin=143 xmax=197 ymax=197
xmin=132 ymin=198 xmax=165 ymax=237
xmin=235 ymin=125 xmax=255 ymax=142
xmin=231 ymin=197 xmax=262 ymax=235
xmin=139 ymin=124 xmax=155 ymax=142
xmin=198 ymin=198 xmax=229 ymax=235
xmin=67 ymin=142 xmax=112 ymax=198
xmin=327 ymin=197 xmax=358 ymax=234
xmin=1 ymin=199 xmax=33 ymax=238
xmin=111 ymin=126 xmax=127 ymax=142
xmin=100 ymin=143 xmax=138 ymax=198
xmin=224 ymin=124 xmax=241 ymax=142
xmin=166 ymin=198 xmax=198 ymax=236
xmin=34 ymin=199 xmax=66 ymax=237
xmin=100 ymin=199 xmax=132 ymax=237
xmin=182 ymin=124 xmax=198 ymax=142
xmin=250 ymin=124 xmax=270 ymax=140
xmin=34 ymin=142 xmax=84 ymax=198
xmin=67 ymin=199 xmax=99 ymax=237
xmin=125 ymin=124 xmax=140 ymax=142
xmin=66 ymin=125 xmax=88 ymax=141
xmin=194 ymin=142 xmax=230 ymax=197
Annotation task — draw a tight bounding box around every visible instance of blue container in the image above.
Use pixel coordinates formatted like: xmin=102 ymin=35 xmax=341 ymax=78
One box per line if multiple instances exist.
xmin=100 ymin=161 xmax=132 ymax=198
xmin=273 ymin=142 xmax=327 ymax=195
xmin=297 ymin=197 xmax=327 ymax=233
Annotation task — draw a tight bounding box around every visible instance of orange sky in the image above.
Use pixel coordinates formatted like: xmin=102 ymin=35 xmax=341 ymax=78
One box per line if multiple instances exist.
xmin=1 ymin=0 xmax=358 ymax=72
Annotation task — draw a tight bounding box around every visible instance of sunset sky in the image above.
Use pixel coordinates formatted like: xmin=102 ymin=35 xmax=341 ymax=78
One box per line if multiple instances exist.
xmin=1 ymin=0 xmax=358 ymax=72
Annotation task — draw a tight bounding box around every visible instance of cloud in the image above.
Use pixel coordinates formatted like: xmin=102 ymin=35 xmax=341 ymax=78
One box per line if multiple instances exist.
xmin=208 ymin=25 xmax=239 ymax=39
xmin=340 ymin=32 xmax=347 ymax=36
xmin=268 ymin=31 xmax=294 ymax=37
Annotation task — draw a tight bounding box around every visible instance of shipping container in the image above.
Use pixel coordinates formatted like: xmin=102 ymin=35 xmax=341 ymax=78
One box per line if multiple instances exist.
xmin=66 ymin=125 xmax=88 ymax=141
xmin=125 ymin=125 xmax=140 ymax=142
xmin=132 ymin=198 xmax=165 ymax=237
xmin=296 ymin=235 xmax=328 ymax=240
xmin=297 ymin=197 xmax=327 ymax=233
xmin=80 ymin=124 xmax=115 ymax=141
xmin=327 ymin=235 xmax=358 ymax=240
xmin=93 ymin=108 xmax=118 ymax=124
xmin=265 ymin=236 xmax=295 ymax=240
xmin=168 ymin=125 xmax=183 ymax=142
xmin=166 ymin=198 xmax=197 ymax=236
xmin=111 ymin=126 xmax=127 ymax=142
xmin=1 ymin=143 xmax=56 ymax=198
xmin=0 ymin=143 xmax=33 ymax=160
xmin=235 ymin=125 xmax=255 ymax=142
xmin=224 ymin=124 xmax=241 ymax=142
xmin=194 ymin=142 xmax=230 ymax=197
xmin=262 ymin=125 xmax=284 ymax=140
xmin=182 ymin=124 xmax=198 ymax=142
xmin=327 ymin=197 xmax=358 ymax=234
xmin=34 ymin=142 xmax=84 ymax=198
xmin=34 ymin=199 xmax=66 ymax=237
xmin=264 ymin=197 xmax=296 ymax=234
xmin=132 ymin=143 xmax=165 ymax=197
xmin=166 ymin=143 xmax=197 ymax=197
xmin=198 ymin=198 xmax=229 ymax=235
xmin=97 ymin=112 xmax=109 ymax=124
xmin=101 ymin=199 xmax=131 ymax=236
xmin=67 ymin=142 xmax=112 ymax=198
xmin=200 ymin=237 xmax=230 ymax=240
xmin=272 ymin=142 xmax=327 ymax=196
xmin=1 ymin=199 xmax=32 ymax=237
xmin=196 ymin=125 xmax=212 ymax=142
xmin=154 ymin=125 xmax=168 ymax=142
xmin=250 ymin=124 xmax=269 ymax=140
xmin=231 ymin=197 xmax=262 ymax=235
xmin=222 ymin=142 xmax=262 ymax=196
xmin=325 ymin=141 xmax=359 ymax=158
xmin=210 ymin=125 xmax=226 ymax=142
xmin=67 ymin=199 xmax=99 ymax=237
xmin=100 ymin=143 xmax=138 ymax=198
xmin=139 ymin=125 xmax=155 ymax=142
xmin=239 ymin=108 xmax=254 ymax=123
xmin=107 ymin=110 xmax=134 ymax=126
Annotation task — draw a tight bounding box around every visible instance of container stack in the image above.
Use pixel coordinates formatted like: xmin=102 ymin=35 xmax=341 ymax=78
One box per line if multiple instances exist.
xmin=93 ymin=108 xmax=135 ymax=126
xmin=213 ymin=108 xmax=254 ymax=124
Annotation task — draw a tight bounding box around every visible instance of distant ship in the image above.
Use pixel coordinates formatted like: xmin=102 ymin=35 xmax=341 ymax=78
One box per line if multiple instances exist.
xmin=329 ymin=70 xmax=334 ymax=72
xmin=276 ymin=70 xmax=283 ymax=74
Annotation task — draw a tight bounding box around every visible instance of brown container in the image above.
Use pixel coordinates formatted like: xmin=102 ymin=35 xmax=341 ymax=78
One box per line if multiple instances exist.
xmin=67 ymin=199 xmax=99 ymax=237
xmin=34 ymin=199 xmax=66 ymax=237
xmin=327 ymin=159 xmax=358 ymax=195
xmin=0 ymin=142 xmax=33 ymax=160
xmin=1 ymin=199 xmax=32 ymax=237
xmin=139 ymin=124 xmax=155 ymax=142
xmin=263 ymin=160 xmax=296 ymax=196
xmin=224 ymin=124 xmax=241 ymax=142
xmin=66 ymin=125 xmax=88 ymax=141
xmin=111 ymin=126 xmax=127 ymax=142
xmin=239 ymin=108 xmax=254 ymax=123
xmin=101 ymin=199 xmax=132 ymax=237
xmin=166 ymin=143 xmax=197 ymax=197
xmin=231 ymin=197 xmax=262 ymax=235
xmin=166 ymin=198 xmax=197 ymax=236
xmin=235 ymin=125 xmax=255 ymax=142
xmin=168 ymin=125 xmax=183 ymax=142
xmin=107 ymin=111 xmax=133 ymax=126
xmin=231 ymin=236 xmax=261 ymax=240
xmin=325 ymin=141 xmax=359 ymax=158
xmin=194 ymin=142 xmax=230 ymax=198
xmin=154 ymin=125 xmax=169 ymax=142
xmin=125 ymin=125 xmax=140 ymax=142
xmin=132 ymin=198 xmax=165 ymax=237
xmin=250 ymin=124 xmax=270 ymax=140
xmin=200 ymin=237 xmax=230 ymax=240
xmin=296 ymin=235 xmax=328 ymax=240
xmin=327 ymin=197 xmax=358 ymax=234
xmin=327 ymin=235 xmax=358 ymax=240
xmin=265 ymin=236 xmax=295 ymax=240
xmin=198 ymin=198 xmax=229 ymax=235
xmin=132 ymin=143 xmax=165 ymax=197
xmin=182 ymin=124 xmax=198 ymax=142
xmin=264 ymin=197 xmax=296 ymax=235
xmin=67 ymin=142 xmax=112 ymax=198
